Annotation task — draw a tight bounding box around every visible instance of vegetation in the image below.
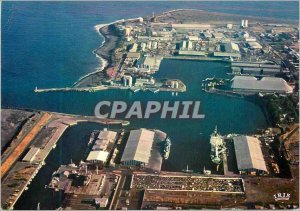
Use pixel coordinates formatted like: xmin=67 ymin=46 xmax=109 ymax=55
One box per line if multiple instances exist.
xmin=260 ymin=94 xmax=298 ymax=126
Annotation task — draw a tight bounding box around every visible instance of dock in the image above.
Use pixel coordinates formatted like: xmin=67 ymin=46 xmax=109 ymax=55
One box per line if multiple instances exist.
xmin=1 ymin=110 xmax=129 ymax=210
xmin=34 ymin=86 xmax=108 ymax=93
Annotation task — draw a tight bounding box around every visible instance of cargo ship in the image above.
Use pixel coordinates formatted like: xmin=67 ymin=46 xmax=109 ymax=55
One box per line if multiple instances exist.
xmin=210 ymin=126 xmax=225 ymax=165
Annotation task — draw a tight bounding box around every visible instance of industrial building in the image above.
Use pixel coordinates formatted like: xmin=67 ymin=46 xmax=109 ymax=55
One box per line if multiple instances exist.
xmin=93 ymin=129 xmax=117 ymax=151
xmin=135 ymin=78 xmax=155 ymax=87
xmin=123 ymin=75 xmax=133 ymax=87
xmin=136 ymin=56 xmax=163 ymax=71
xmin=22 ymin=147 xmax=40 ymax=163
xmin=224 ymin=42 xmax=240 ymax=53
xmin=86 ymin=150 xmax=109 ymax=164
xmin=129 ymin=43 xmax=138 ymax=52
xmin=212 ymin=42 xmax=241 ymax=58
xmin=247 ymin=41 xmax=263 ymax=50
xmin=126 ymin=52 xmax=140 ymax=60
xmin=121 ymin=129 xmax=155 ymax=166
xmin=212 ymin=32 xmax=224 ymax=40
xmin=231 ymin=62 xmax=281 ymax=75
xmin=202 ymin=32 xmax=212 ymax=39
xmin=171 ymin=23 xmax=211 ymax=31
xmin=231 ymin=76 xmax=293 ymax=93
xmin=213 ymin=52 xmax=241 ymax=58
xmin=241 ymin=19 xmax=248 ymax=28
xmin=98 ymin=130 xmax=117 ymax=141
xmin=178 ymin=50 xmax=206 ymax=56
xmin=233 ymin=136 xmax=268 ymax=175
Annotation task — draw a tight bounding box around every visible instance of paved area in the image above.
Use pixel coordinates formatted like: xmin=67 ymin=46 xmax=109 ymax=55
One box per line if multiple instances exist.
xmin=1 ymin=113 xmax=52 ymax=178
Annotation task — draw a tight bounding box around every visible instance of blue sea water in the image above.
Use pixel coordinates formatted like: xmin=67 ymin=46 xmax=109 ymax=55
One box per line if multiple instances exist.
xmin=1 ymin=1 xmax=299 ymax=209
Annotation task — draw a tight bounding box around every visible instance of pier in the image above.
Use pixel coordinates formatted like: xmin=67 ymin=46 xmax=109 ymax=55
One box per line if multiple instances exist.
xmin=34 ymin=86 xmax=108 ymax=93
xmin=1 ymin=110 xmax=129 ymax=209
xmin=164 ymin=56 xmax=229 ymax=62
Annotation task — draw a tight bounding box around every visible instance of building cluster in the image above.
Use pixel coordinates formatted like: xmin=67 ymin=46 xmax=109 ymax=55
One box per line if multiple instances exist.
xmin=231 ymin=62 xmax=281 ymax=76
xmin=233 ymin=135 xmax=268 ymax=175
xmin=48 ymin=163 xmax=119 ymax=209
xmin=86 ymin=129 xmax=117 ymax=167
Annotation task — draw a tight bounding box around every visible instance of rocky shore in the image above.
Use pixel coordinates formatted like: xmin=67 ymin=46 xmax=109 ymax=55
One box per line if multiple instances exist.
xmin=73 ymin=23 xmax=122 ymax=88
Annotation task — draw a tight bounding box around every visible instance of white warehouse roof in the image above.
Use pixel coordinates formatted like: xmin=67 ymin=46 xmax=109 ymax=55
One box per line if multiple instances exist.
xmin=231 ymin=76 xmax=293 ymax=93
xmin=23 ymin=147 xmax=40 ymax=162
xmin=86 ymin=150 xmax=109 ymax=162
xmin=233 ymin=136 xmax=267 ymax=172
xmin=248 ymin=41 xmax=262 ymax=49
xmin=121 ymin=129 xmax=155 ymax=164
xmin=224 ymin=42 xmax=240 ymax=52
xmin=98 ymin=130 xmax=117 ymax=140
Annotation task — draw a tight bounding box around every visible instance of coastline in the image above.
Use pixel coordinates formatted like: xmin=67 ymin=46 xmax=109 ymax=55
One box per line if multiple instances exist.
xmin=72 ymin=23 xmax=116 ymax=88
xmin=71 ymin=24 xmax=109 ymax=87
xmin=73 ymin=18 xmax=141 ymax=88
xmin=68 ymin=9 xmax=297 ymax=89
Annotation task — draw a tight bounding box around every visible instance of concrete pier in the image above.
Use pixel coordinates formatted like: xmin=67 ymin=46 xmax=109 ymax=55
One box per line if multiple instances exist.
xmin=34 ymin=86 xmax=108 ymax=93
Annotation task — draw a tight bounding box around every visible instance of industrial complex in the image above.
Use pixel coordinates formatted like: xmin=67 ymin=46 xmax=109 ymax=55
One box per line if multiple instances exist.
xmin=1 ymin=7 xmax=299 ymax=210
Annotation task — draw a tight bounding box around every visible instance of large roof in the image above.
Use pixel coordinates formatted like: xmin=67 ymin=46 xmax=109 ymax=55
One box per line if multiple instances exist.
xmin=98 ymin=130 xmax=117 ymax=140
xmin=121 ymin=129 xmax=155 ymax=163
xmin=248 ymin=41 xmax=262 ymax=49
xmin=86 ymin=150 xmax=109 ymax=162
xmin=23 ymin=147 xmax=40 ymax=162
xmin=231 ymin=76 xmax=293 ymax=93
xmin=224 ymin=42 xmax=239 ymax=52
xmin=233 ymin=136 xmax=267 ymax=172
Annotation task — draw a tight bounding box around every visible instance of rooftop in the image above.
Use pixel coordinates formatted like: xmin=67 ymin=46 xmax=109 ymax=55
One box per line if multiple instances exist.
xmin=224 ymin=42 xmax=240 ymax=53
xmin=231 ymin=76 xmax=293 ymax=93
xmin=121 ymin=129 xmax=155 ymax=164
xmin=233 ymin=136 xmax=267 ymax=172
xmin=98 ymin=130 xmax=117 ymax=141
xmin=86 ymin=150 xmax=109 ymax=162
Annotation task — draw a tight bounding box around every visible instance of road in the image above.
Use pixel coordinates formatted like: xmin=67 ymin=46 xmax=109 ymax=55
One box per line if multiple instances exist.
xmin=1 ymin=113 xmax=52 ymax=178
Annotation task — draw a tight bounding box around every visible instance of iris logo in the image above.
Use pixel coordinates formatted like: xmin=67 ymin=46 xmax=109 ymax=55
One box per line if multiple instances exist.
xmin=273 ymin=193 xmax=291 ymax=201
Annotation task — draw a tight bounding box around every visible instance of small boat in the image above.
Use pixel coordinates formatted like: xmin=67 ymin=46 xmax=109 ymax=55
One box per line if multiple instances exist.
xmin=203 ymin=166 xmax=211 ymax=175
xmin=122 ymin=121 xmax=130 ymax=126
xmin=130 ymin=88 xmax=140 ymax=93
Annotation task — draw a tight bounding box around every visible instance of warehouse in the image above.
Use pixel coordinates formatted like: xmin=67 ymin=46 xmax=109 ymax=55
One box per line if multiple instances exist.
xmin=136 ymin=56 xmax=162 ymax=71
xmin=22 ymin=147 xmax=40 ymax=163
xmin=121 ymin=129 xmax=155 ymax=166
xmin=98 ymin=130 xmax=117 ymax=142
xmin=86 ymin=150 xmax=109 ymax=164
xmin=212 ymin=32 xmax=224 ymax=40
xmin=171 ymin=23 xmax=211 ymax=30
xmin=178 ymin=50 xmax=206 ymax=56
xmin=231 ymin=76 xmax=293 ymax=93
xmin=93 ymin=129 xmax=117 ymax=151
xmin=224 ymin=42 xmax=240 ymax=53
xmin=233 ymin=136 xmax=268 ymax=175
xmin=213 ymin=52 xmax=241 ymax=58
xmin=247 ymin=41 xmax=262 ymax=49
